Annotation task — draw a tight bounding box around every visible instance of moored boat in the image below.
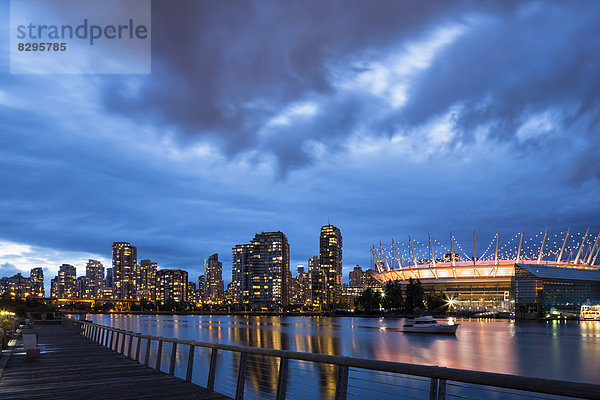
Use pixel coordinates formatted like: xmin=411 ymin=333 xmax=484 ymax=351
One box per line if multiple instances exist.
xmin=580 ymin=303 xmax=600 ymax=321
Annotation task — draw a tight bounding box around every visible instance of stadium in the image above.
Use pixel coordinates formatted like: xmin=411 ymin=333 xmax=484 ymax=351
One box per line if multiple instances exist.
xmin=371 ymin=228 xmax=600 ymax=312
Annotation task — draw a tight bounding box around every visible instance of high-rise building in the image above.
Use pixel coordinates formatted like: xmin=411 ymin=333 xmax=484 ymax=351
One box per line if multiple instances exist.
xmin=224 ymin=282 xmax=235 ymax=303
xmin=232 ymin=231 xmax=290 ymax=309
xmin=318 ymin=225 xmax=343 ymax=307
xmin=292 ymin=265 xmax=311 ymax=305
xmin=198 ymin=275 xmax=206 ymax=301
xmin=204 ymin=254 xmax=224 ymax=303
xmin=112 ymin=242 xmax=137 ymax=299
xmin=308 ymin=255 xmax=321 ymax=307
xmin=106 ymin=267 xmax=113 ymax=288
xmin=364 ymin=269 xmax=383 ymax=289
xmin=85 ymin=260 xmax=104 ymax=299
xmin=187 ymin=281 xmax=200 ymax=303
xmin=50 ymin=276 xmax=58 ymax=298
xmin=137 ymin=259 xmax=157 ymax=301
xmin=30 ymin=267 xmax=44 ymax=297
xmin=76 ymin=276 xmax=87 ymax=298
xmin=349 ymin=265 xmax=365 ymax=289
xmin=156 ymin=269 xmax=188 ymax=304
xmin=57 ymin=264 xmax=76 ymax=298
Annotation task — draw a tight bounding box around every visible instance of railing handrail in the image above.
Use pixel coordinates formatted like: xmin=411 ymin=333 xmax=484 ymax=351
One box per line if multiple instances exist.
xmin=65 ymin=317 xmax=600 ymax=399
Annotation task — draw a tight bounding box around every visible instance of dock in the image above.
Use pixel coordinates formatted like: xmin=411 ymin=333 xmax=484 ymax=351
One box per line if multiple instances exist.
xmin=0 ymin=324 xmax=229 ymax=399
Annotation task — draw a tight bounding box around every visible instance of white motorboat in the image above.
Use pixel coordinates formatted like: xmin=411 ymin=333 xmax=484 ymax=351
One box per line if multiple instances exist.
xmin=580 ymin=303 xmax=600 ymax=321
xmin=402 ymin=316 xmax=459 ymax=334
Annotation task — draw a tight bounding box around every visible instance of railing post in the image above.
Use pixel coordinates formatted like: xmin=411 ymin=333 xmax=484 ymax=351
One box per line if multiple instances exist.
xmin=235 ymin=352 xmax=247 ymax=400
xmin=127 ymin=334 xmax=134 ymax=358
xmin=276 ymin=357 xmax=289 ymax=400
xmin=429 ymin=377 xmax=439 ymax=400
xmin=120 ymin=332 xmax=126 ymax=354
xmin=169 ymin=342 xmax=178 ymax=376
xmin=94 ymin=326 xmax=99 ymax=341
xmin=335 ymin=364 xmax=348 ymax=400
xmin=437 ymin=379 xmax=446 ymax=400
xmin=144 ymin=339 xmax=151 ymax=367
xmin=186 ymin=345 xmax=195 ymax=382
xmin=100 ymin=328 xmax=106 ymax=347
xmin=135 ymin=336 xmax=142 ymax=362
xmin=112 ymin=331 xmax=118 ymax=351
xmin=207 ymin=348 xmax=218 ymax=392
xmin=155 ymin=340 xmax=163 ymax=370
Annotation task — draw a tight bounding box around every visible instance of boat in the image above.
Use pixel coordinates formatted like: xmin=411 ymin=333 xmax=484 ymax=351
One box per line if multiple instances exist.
xmin=402 ymin=316 xmax=459 ymax=334
xmin=580 ymin=303 xmax=600 ymax=321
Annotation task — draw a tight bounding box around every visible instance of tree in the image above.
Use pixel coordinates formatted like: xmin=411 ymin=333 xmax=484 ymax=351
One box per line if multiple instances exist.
xmin=382 ymin=281 xmax=404 ymax=311
xmin=425 ymin=290 xmax=446 ymax=312
xmin=404 ymin=278 xmax=424 ymax=313
xmin=357 ymin=288 xmax=381 ymax=313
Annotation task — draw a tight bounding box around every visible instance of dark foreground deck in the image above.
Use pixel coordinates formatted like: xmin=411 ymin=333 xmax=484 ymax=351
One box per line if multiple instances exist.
xmin=0 ymin=325 xmax=229 ymax=399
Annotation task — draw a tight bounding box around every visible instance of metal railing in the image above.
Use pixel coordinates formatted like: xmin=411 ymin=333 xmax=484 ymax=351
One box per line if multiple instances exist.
xmin=62 ymin=318 xmax=600 ymax=400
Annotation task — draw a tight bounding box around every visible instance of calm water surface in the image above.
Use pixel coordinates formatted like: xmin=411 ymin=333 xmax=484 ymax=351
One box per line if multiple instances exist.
xmin=86 ymin=315 xmax=600 ymax=399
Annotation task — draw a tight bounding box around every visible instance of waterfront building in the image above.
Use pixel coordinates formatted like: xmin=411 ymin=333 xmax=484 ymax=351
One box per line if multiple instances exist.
xmin=30 ymin=267 xmax=44 ymax=297
xmin=205 ymin=254 xmax=225 ymax=303
xmin=308 ymin=255 xmax=322 ymax=307
xmin=349 ymin=265 xmax=365 ymax=289
xmin=314 ymin=225 xmax=342 ymax=308
xmin=341 ymin=286 xmax=364 ymax=309
xmin=112 ymin=242 xmax=137 ymax=299
xmin=76 ymin=276 xmax=87 ymax=298
xmin=105 ymin=267 xmax=113 ymax=289
xmin=156 ymin=269 xmax=188 ymax=304
xmin=50 ymin=277 xmax=58 ymax=298
xmin=187 ymin=281 xmax=200 ymax=303
xmin=0 ymin=273 xmax=31 ymax=298
xmin=85 ymin=259 xmax=104 ymax=299
xmin=198 ymin=275 xmax=206 ymax=300
xmin=137 ymin=259 xmax=157 ymax=301
xmin=57 ymin=264 xmax=76 ymax=298
xmin=365 ymin=269 xmax=383 ymax=289
xmin=232 ymin=231 xmax=290 ymax=309
xmin=291 ymin=266 xmax=311 ymax=305
xmin=513 ymin=264 xmax=600 ymax=318
xmin=224 ymin=282 xmax=235 ymax=303
xmin=101 ymin=287 xmax=113 ymax=299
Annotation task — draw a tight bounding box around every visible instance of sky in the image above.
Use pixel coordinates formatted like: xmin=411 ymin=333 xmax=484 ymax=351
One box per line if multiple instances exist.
xmin=1 ymin=0 xmax=599 ymax=293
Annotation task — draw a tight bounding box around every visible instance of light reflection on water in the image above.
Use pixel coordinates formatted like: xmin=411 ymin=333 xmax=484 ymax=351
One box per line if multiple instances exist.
xmin=86 ymin=315 xmax=600 ymax=399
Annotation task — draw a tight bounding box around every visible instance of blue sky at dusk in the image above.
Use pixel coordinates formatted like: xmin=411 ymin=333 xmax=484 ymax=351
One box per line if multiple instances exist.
xmin=1 ymin=1 xmax=599 ymax=291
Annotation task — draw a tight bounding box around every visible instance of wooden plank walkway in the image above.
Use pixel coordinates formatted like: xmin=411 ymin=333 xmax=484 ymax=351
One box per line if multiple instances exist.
xmin=0 ymin=325 xmax=230 ymax=399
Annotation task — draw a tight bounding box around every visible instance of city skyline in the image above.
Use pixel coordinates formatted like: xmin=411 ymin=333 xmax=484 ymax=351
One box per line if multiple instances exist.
xmin=2 ymin=1 xmax=600 ymax=290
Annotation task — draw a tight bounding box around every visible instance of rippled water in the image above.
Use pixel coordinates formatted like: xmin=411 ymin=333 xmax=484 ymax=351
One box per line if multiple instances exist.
xmin=85 ymin=314 xmax=600 ymax=399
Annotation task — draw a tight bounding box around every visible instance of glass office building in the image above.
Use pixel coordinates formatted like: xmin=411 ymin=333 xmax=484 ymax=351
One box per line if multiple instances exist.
xmin=513 ymin=264 xmax=600 ymax=318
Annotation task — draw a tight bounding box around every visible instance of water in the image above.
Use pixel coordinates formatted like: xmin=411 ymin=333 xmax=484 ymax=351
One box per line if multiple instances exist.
xmin=85 ymin=314 xmax=600 ymax=399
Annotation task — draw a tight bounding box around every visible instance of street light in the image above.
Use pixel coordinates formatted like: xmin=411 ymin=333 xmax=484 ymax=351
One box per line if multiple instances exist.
xmin=446 ymin=297 xmax=456 ymax=315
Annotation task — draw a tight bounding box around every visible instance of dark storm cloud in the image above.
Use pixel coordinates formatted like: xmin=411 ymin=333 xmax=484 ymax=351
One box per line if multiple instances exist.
xmin=102 ymin=0 xmax=520 ymax=170
xmin=403 ymin=3 xmax=600 ymax=149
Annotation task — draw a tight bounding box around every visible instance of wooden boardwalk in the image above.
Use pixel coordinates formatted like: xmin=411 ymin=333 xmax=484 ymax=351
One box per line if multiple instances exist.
xmin=0 ymin=324 xmax=230 ymax=399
